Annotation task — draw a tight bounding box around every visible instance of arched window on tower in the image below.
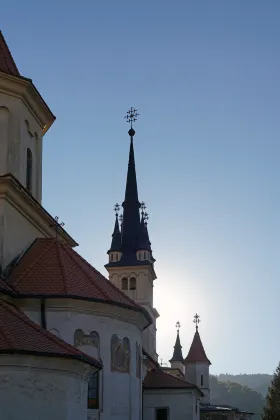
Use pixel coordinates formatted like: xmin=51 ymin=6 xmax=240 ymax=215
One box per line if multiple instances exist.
xmin=121 ymin=277 xmax=128 ymax=290
xmin=129 ymin=277 xmax=136 ymax=290
xmin=26 ymin=148 xmax=33 ymax=193
xmin=88 ymin=371 xmax=99 ymax=409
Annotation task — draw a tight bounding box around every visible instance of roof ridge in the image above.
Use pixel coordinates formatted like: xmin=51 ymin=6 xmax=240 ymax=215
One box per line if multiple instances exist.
xmin=63 ymin=244 xmax=113 ymax=301
xmin=7 ymin=239 xmax=53 ymax=286
xmin=56 ymin=241 xmax=69 ymax=296
xmin=69 ymin=244 xmax=139 ymax=306
xmin=0 ymin=30 xmax=20 ymax=76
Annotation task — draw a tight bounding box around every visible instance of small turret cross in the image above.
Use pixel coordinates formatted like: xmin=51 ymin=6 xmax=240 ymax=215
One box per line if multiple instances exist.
xmin=125 ymin=107 xmax=139 ymax=129
xmin=114 ymin=203 xmax=120 ymax=216
xmin=193 ymin=313 xmax=200 ymax=331
xmin=176 ymin=321 xmax=181 ymax=332
xmin=50 ymin=216 xmax=65 ymax=239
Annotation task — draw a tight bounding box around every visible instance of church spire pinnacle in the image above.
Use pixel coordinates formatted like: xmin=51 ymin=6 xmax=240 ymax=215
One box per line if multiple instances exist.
xmin=184 ymin=315 xmax=211 ymax=365
xmin=169 ymin=321 xmax=184 ymax=363
xmin=107 ymin=204 xmax=122 ymax=253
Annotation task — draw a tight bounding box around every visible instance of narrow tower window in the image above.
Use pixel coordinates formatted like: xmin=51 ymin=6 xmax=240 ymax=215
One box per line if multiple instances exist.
xmin=121 ymin=277 xmax=128 ymax=290
xmin=88 ymin=371 xmax=99 ymax=409
xmin=129 ymin=277 xmax=136 ymax=290
xmin=26 ymin=148 xmax=33 ymax=193
xmin=144 ymin=251 xmax=146 ymax=259
xmin=201 ymin=374 xmax=204 ymax=387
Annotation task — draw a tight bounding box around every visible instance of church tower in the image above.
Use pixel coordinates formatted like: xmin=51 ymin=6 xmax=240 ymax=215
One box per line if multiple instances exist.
xmin=0 ymin=31 xmax=74 ymax=273
xmin=184 ymin=314 xmax=211 ymax=403
xmin=169 ymin=321 xmax=185 ymax=375
xmin=105 ymin=108 xmax=159 ymax=360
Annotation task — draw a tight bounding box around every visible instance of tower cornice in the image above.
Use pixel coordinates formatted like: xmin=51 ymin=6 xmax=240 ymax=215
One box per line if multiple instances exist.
xmin=0 ymin=71 xmax=55 ymax=133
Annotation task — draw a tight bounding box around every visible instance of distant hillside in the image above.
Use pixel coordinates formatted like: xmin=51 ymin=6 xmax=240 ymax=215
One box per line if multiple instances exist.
xmin=210 ymin=375 xmax=265 ymax=420
xmin=218 ymin=374 xmax=273 ymax=397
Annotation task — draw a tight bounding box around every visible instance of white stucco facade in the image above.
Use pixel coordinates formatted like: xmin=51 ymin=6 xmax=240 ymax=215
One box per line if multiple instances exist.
xmin=0 ymin=354 xmax=95 ymax=420
xmin=143 ymin=389 xmax=200 ymax=420
xmin=185 ymin=362 xmax=210 ymax=404
xmin=20 ymin=298 xmax=145 ymax=420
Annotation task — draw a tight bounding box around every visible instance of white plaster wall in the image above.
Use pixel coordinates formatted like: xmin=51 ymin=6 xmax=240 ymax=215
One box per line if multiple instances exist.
xmin=185 ymin=363 xmax=210 ymax=403
xmin=143 ymin=389 xmax=198 ymax=420
xmin=170 ymin=361 xmax=185 ymax=375
xmin=0 ymin=354 xmax=95 ymax=420
xmin=43 ymin=302 xmax=143 ymax=420
xmin=0 ymin=92 xmax=43 ymax=201
xmin=0 ymin=199 xmax=44 ymax=270
xmin=108 ymin=268 xmax=158 ymax=359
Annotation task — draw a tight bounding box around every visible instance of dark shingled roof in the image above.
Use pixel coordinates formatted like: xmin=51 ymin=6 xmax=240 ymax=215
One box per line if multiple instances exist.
xmin=0 ymin=31 xmax=20 ymax=76
xmin=143 ymin=369 xmax=204 ymax=396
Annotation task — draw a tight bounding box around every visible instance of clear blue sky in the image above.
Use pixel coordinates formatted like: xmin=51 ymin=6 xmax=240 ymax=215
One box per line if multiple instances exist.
xmin=2 ymin=0 xmax=280 ymax=375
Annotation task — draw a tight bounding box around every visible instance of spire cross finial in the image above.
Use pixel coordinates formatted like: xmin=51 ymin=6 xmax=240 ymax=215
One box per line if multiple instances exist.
xmin=193 ymin=313 xmax=200 ymax=331
xmin=175 ymin=321 xmax=181 ymax=332
xmin=140 ymin=201 xmax=147 ymax=219
xmin=50 ymin=216 xmax=65 ymax=239
xmin=114 ymin=203 xmax=120 ymax=216
xmin=144 ymin=212 xmax=149 ymax=226
xmin=125 ymin=107 xmax=139 ymax=130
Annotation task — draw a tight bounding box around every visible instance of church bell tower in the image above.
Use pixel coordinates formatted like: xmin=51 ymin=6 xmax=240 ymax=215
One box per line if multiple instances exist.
xmin=105 ymin=108 xmax=159 ymax=360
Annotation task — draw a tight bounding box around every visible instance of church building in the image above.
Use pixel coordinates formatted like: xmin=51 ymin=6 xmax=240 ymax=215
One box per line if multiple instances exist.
xmin=0 ymin=30 xmax=253 ymax=420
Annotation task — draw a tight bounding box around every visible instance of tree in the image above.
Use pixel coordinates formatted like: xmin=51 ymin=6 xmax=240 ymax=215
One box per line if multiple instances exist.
xmin=262 ymin=362 xmax=280 ymax=420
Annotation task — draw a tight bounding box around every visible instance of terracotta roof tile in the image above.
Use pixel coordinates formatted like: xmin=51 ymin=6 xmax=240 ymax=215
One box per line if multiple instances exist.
xmin=184 ymin=330 xmax=211 ymax=365
xmin=143 ymin=369 xmax=203 ymax=395
xmin=0 ymin=31 xmax=20 ymax=76
xmin=0 ymin=298 xmax=102 ymax=368
xmin=0 ymin=276 xmax=15 ymax=294
xmin=8 ymin=239 xmax=151 ymax=325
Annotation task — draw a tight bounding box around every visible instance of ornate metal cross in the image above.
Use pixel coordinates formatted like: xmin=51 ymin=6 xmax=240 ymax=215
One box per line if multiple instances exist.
xmin=50 ymin=216 xmax=65 ymax=239
xmin=114 ymin=203 xmax=120 ymax=215
xmin=193 ymin=313 xmax=200 ymax=331
xmin=125 ymin=107 xmax=139 ymax=128
xmin=176 ymin=321 xmax=181 ymax=332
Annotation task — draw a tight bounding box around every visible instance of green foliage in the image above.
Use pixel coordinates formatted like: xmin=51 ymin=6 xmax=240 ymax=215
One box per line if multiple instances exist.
xmin=218 ymin=374 xmax=273 ymax=397
xmin=262 ymin=362 xmax=280 ymax=420
xmin=210 ymin=375 xmax=265 ymax=420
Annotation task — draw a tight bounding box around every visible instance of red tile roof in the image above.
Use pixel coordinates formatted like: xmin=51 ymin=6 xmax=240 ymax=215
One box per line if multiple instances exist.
xmin=0 ymin=31 xmax=20 ymax=76
xmin=0 ymin=276 xmax=15 ymax=294
xmin=8 ymin=238 xmax=151 ymax=325
xmin=0 ymin=298 xmax=102 ymax=368
xmin=143 ymin=369 xmax=203 ymax=395
xmin=184 ymin=330 xmax=211 ymax=365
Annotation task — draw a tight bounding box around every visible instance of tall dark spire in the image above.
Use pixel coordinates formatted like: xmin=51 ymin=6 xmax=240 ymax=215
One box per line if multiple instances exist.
xmin=169 ymin=321 xmax=184 ymax=363
xmin=120 ymin=109 xmax=141 ymax=261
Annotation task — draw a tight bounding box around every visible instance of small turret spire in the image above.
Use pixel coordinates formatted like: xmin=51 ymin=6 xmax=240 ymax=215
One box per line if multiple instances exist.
xmin=169 ymin=321 xmax=184 ymax=363
xmin=108 ymin=204 xmax=122 ymax=253
xmin=184 ymin=315 xmax=211 ymax=365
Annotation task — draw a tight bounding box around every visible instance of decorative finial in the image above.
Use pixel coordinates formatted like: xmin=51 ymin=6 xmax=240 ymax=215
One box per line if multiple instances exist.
xmin=114 ymin=203 xmax=120 ymax=216
xmin=144 ymin=212 xmax=149 ymax=226
xmin=176 ymin=321 xmax=181 ymax=332
xmin=119 ymin=214 xmax=123 ymax=225
xmin=140 ymin=201 xmax=146 ymax=216
xmin=160 ymin=358 xmax=163 ymax=366
xmin=125 ymin=107 xmax=139 ymax=137
xmin=50 ymin=216 xmax=65 ymax=239
xmin=193 ymin=313 xmax=200 ymax=331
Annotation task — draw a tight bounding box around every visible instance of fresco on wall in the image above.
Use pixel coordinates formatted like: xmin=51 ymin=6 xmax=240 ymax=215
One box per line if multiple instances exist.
xmin=111 ymin=334 xmax=130 ymax=373
xmin=74 ymin=329 xmax=99 ymax=348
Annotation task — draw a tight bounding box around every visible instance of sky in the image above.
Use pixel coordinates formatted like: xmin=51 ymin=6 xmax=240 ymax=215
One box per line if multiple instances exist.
xmin=2 ymin=0 xmax=280 ymax=375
